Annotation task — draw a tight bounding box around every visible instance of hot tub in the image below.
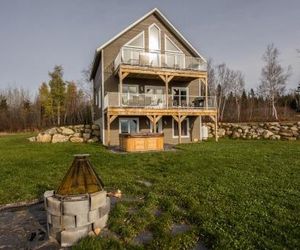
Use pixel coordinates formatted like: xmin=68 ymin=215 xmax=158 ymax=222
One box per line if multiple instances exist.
xmin=119 ymin=133 xmax=164 ymax=152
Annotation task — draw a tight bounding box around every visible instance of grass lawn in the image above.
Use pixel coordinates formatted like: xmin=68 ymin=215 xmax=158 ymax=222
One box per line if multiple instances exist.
xmin=0 ymin=134 xmax=299 ymax=249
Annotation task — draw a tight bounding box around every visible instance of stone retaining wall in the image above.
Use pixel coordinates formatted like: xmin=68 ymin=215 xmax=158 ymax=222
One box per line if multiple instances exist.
xmin=205 ymin=121 xmax=300 ymax=140
xmin=28 ymin=124 xmax=100 ymax=143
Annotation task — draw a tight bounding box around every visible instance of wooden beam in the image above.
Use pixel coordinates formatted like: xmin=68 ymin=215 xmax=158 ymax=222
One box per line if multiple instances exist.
xmin=167 ymin=75 xmax=174 ymax=83
xmin=215 ymin=114 xmax=218 ymax=142
xmin=120 ymin=64 xmax=207 ymax=79
xmin=178 ymin=115 xmax=182 ymax=144
xmin=158 ymin=74 xmax=167 ymax=82
xmin=179 ymin=115 xmax=187 ymax=123
xmin=171 ymin=115 xmax=179 ymax=123
xmin=107 ymin=107 xmax=218 ymax=117
xmin=109 ymin=115 xmax=118 ymax=124
xmin=107 ymin=113 xmax=110 ymax=147
xmin=205 ymin=77 xmax=208 ymax=109
xmin=121 ymin=72 xmax=129 ymax=80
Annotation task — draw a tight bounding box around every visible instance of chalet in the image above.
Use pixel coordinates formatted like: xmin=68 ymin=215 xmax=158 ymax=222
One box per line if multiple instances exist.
xmin=90 ymin=8 xmax=218 ymax=150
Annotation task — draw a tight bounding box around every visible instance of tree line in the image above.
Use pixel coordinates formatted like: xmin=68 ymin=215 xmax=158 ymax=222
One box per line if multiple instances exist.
xmin=207 ymin=44 xmax=298 ymax=122
xmin=0 ymin=66 xmax=92 ymax=132
xmin=0 ymin=43 xmax=299 ymax=132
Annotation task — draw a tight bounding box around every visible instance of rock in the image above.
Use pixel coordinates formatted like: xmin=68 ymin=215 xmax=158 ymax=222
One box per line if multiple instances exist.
xmin=92 ymin=124 xmax=99 ymax=130
xmin=82 ymin=133 xmax=91 ymax=140
xmin=73 ymin=132 xmax=81 ymax=137
xmin=279 ymin=132 xmax=293 ymax=137
xmin=44 ymin=127 xmax=57 ymax=135
xmin=290 ymin=126 xmax=298 ymax=131
xmin=28 ymin=136 xmax=36 ymax=142
xmin=263 ymin=130 xmax=274 ymax=139
xmin=84 ymin=129 xmax=92 ymax=134
xmin=61 ymin=127 xmax=75 ymax=135
xmin=36 ymin=133 xmax=52 ymax=143
xmin=87 ymin=137 xmax=99 ymax=143
xmin=232 ymin=131 xmax=240 ymax=139
xmin=92 ymin=130 xmax=100 ymax=136
xmin=84 ymin=124 xmax=91 ymax=129
xmin=218 ymin=128 xmax=226 ymax=137
xmin=52 ymin=134 xmax=69 ymax=143
xmin=270 ymin=135 xmax=281 ymax=140
xmin=70 ymin=136 xmax=84 ymax=143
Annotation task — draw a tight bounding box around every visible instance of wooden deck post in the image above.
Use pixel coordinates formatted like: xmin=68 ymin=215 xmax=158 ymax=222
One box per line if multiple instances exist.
xmin=215 ymin=114 xmax=218 ymax=142
xmin=205 ymin=77 xmax=208 ymax=109
xmin=107 ymin=113 xmax=110 ymax=146
xmin=199 ymin=115 xmax=202 ymax=141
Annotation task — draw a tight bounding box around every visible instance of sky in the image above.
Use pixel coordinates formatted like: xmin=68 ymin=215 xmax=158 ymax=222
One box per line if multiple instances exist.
xmin=0 ymin=0 xmax=299 ymax=97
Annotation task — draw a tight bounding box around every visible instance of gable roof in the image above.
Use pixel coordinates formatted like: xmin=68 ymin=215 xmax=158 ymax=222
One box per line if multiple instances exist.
xmin=90 ymin=8 xmax=206 ymax=80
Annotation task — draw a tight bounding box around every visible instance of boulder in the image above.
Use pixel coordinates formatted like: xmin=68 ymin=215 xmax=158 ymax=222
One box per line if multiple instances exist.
xmin=44 ymin=127 xmax=57 ymax=135
xmin=61 ymin=127 xmax=75 ymax=136
xmin=218 ymin=128 xmax=226 ymax=137
xmin=290 ymin=126 xmax=298 ymax=131
xmin=52 ymin=134 xmax=69 ymax=143
xmin=87 ymin=137 xmax=99 ymax=143
xmin=37 ymin=133 xmax=52 ymax=143
xmin=82 ymin=133 xmax=91 ymax=140
xmin=232 ymin=131 xmax=241 ymax=139
xmin=28 ymin=136 xmax=36 ymax=142
xmin=270 ymin=135 xmax=281 ymax=140
xmin=92 ymin=130 xmax=100 ymax=136
xmin=263 ymin=130 xmax=274 ymax=139
xmin=279 ymin=132 xmax=293 ymax=137
xmin=70 ymin=136 xmax=84 ymax=143
xmin=92 ymin=124 xmax=99 ymax=130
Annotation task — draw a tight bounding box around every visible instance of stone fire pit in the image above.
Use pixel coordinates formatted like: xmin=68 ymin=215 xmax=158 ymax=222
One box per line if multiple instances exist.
xmin=44 ymin=154 xmax=110 ymax=247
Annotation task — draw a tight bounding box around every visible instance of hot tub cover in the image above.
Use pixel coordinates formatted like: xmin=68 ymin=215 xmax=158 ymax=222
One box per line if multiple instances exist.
xmin=56 ymin=154 xmax=104 ymax=196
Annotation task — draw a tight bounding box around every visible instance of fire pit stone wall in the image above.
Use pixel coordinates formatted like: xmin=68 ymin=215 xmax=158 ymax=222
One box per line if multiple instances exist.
xmin=44 ymin=190 xmax=110 ymax=247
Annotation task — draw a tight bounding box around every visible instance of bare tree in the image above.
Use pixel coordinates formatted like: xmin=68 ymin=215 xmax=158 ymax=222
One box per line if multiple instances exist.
xmin=258 ymin=44 xmax=291 ymax=120
xmin=79 ymin=64 xmax=94 ymax=123
xmin=231 ymin=71 xmax=245 ymax=122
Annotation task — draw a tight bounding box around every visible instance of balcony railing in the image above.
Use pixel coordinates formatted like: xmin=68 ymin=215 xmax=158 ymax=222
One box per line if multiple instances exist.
xmin=104 ymin=92 xmax=216 ymax=109
xmin=114 ymin=47 xmax=207 ymax=72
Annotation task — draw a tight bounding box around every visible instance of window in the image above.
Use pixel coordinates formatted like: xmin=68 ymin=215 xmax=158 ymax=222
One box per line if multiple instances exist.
xmin=125 ymin=32 xmax=145 ymax=48
xmin=149 ymin=24 xmax=160 ymax=50
xmin=145 ymin=86 xmax=165 ymax=107
xmin=165 ymin=35 xmax=181 ymax=52
xmin=119 ymin=118 xmax=139 ymax=134
xmin=172 ymin=118 xmax=190 ymax=138
xmin=165 ymin=35 xmax=184 ymax=68
xmin=121 ymin=85 xmax=138 ymax=106
xmin=172 ymin=87 xmax=188 ymax=107
xmin=149 ymin=24 xmax=161 ymax=67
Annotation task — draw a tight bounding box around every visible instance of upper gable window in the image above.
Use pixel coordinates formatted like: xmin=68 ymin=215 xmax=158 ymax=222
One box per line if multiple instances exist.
xmin=165 ymin=35 xmax=182 ymax=52
xmin=125 ymin=32 xmax=144 ymax=48
xmin=149 ymin=24 xmax=161 ymax=51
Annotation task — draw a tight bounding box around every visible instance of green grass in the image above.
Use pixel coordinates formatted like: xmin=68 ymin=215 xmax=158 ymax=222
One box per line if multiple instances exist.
xmin=0 ymin=134 xmax=299 ymax=249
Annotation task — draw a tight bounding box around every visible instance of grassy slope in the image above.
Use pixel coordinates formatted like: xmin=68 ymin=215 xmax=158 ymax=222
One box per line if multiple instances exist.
xmin=0 ymin=134 xmax=299 ymax=249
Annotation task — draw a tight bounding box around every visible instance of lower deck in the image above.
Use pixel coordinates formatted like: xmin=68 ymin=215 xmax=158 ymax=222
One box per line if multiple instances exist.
xmin=103 ymin=107 xmax=218 ymax=146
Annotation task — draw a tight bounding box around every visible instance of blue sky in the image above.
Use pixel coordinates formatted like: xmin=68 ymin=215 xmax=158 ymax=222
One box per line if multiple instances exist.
xmin=0 ymin=0 xmax=299 ymax=96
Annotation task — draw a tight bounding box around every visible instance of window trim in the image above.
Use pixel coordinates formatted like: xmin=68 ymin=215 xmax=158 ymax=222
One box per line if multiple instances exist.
xmin=164 ymin=34 xmax=183 ymax=53
xmin=124 ymin=31 xmax=145 ymax=49
xmin=172 ymin=117 xmax=190 ymax=138
xmin=119 ymin=117 xmax=140 ymax=134
xmin=148 ymin=23 xmax=161 ymax=51
xmin=172 ymin=87 xmax=189 ymax=106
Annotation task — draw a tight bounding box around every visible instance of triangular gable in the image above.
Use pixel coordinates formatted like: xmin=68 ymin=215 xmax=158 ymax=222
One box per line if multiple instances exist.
xmin=90 ymin=8 xmax=206 ymax=80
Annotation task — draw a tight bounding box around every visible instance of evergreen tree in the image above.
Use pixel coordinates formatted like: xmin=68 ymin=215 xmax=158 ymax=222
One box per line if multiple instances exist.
xmin=48 ymin=65 xmax=66 ymax=125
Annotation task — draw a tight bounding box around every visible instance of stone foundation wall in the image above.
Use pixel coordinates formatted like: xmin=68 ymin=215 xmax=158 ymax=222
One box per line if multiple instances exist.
xmin=29 ymin=124 xmax=101 ymax=143
xmin=205 ymin=121 xmax=300 ymax=140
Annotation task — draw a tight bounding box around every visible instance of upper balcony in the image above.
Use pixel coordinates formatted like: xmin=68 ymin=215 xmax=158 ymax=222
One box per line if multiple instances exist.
xmin=114 ymin=47 xmax=207 ymax=80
